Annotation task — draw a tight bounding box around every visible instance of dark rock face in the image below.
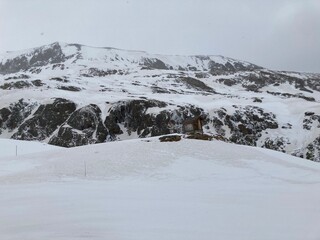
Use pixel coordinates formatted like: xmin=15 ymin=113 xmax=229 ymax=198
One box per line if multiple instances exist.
xmin=50 ymin=77 xmax=69 ymax=83
xmin=81 ymin=68 xmax=121 ymax=77
xmin=57 ymin=85 xmax=81 ymax=92
xmin=305 ymin=137 xmax=320 ymax=162
xmin=0 ymin=108 xmax=11 ymax=130
xmin=218 ymin=78 xmax=237 ymax=86
xmin=208 ymin=60 xmax=260 ymax=75
xmin=12 ymin=98 xmax=76 ymax=141
xmin=292 ymin=137 xmax=320 ymax=162
xmin=105 ymin=99 xmax=205 ymax=139
xmin=303 ymin=114 xmax=320 ymax=130
xmin=31 ymin=80 xmax=45 ymax=87
xmin=0 ymin=96 xmax=318 ymax=162
xmin=4 ymin=74 xmax=30 ymax=80
xmin=105 ymin=99 xmax=168 ymax=138
xmin=0 ymin=99 xmax=36 ymax=133
xmin=213 ymin=70 xmax=319 ymax=93
xmin=151 ymin=86 xmax=173 ymax=94
xmin=0 ymin=42 xmax=66 ymax=74
xmin=209 ymin=106 xmax=278 ymax=146
xmin=0 ymin=55 xmax=28 ymax=75
xmin=49 ymin=104 xmax=108 ymax=147
xmin=0 ymin=79 xmax=41 ymax=89
xmin=2 ymin=98 xmax=206 ymax=147
xmin=159 ymin=135 xmax=182 ymax=142
xmin=241 ymin=71 xmax=320 ymax=93
xmin=266 ymin=91 xmax=315 ymax=102
xmin=195 ymin=72 xmax=210 ymax=79
xmin=262 ymin=137 xmax=289 ymax=153
xmin=178 ymin=77 xmax=215 ymax=93
xmin=228 ymin=106 xmax=278 ymax=146
xmin=49 ymin=126 xmax=90 ymax=147
xmin=52 ymin=63 xmax=65 ymax=70
xmin=306 ymin=78 xmax=320 ymax=92
xmin=141 ymin=58 xmax=169 ymax=70
xmin=0 ymin=81 xmax=32 ymax=90
xmin=211 ymin=116 xmax=226 ymax=136
xmin=209 ymin=61 xmax=233 ymax=75
xmin=29 ymin=43 xmax=65 ymax=67
xmin=296 ymin=114 xmax=320 ymax=161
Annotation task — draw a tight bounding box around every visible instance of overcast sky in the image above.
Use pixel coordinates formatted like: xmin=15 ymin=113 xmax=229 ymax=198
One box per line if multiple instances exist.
xmin=0 ymin=0 xmax=319 ymax=72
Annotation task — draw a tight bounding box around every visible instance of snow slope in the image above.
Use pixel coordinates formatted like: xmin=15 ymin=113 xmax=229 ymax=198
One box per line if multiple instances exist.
xmin=0 ymin=138 xmax=320 ymax=240
xmin=0 ymin=139 xmax=60 ymax=157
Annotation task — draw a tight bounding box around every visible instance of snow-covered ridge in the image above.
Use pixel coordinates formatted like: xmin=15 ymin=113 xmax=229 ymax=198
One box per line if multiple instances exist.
xmin=0 ymin=42 xmax=261 ymax=74
xmin=0 ymin=42 xmax=319 ymax=162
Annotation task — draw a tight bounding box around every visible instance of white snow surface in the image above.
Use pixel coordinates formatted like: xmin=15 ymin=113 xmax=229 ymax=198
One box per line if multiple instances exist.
xmin=0 ymin=138 xmax=320 ymax=240
xmin=0 ymin=139 xmax=60 ymax=157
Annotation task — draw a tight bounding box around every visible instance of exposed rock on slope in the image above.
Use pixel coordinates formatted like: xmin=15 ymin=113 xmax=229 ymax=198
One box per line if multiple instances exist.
xmin=0 ymin=99 xmax=37 ymax=133
xmin=0 ymin=42 xmax=319 ymax=161
xmin=12 ymin=98 xmax=76 ymax=141
xmin=0 ymin=42 xmax=66 ymax=74
xmin=49 ymin=104 xmax=107 ymax=147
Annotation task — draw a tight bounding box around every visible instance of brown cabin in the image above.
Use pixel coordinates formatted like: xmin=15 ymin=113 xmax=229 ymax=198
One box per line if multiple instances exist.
xmin=182 ymin=116 xmax=204 ymax=134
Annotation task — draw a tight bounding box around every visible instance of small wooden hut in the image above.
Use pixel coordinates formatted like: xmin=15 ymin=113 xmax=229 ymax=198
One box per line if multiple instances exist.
xmin=182 ymin=116 xmax=204 ymax=134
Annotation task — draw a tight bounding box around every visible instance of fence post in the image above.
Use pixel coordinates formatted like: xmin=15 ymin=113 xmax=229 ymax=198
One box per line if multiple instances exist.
xmin=84 ymin=160 xmax=87 ymax=177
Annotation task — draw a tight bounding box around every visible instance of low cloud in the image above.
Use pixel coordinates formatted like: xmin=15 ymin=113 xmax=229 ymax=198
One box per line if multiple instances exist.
xmin=0 ymin=0 xmax=319 ymax=72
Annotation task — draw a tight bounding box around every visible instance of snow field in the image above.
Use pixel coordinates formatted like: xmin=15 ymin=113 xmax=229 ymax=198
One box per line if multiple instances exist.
xmin=0 ymin=138 xmax=320 ymax=239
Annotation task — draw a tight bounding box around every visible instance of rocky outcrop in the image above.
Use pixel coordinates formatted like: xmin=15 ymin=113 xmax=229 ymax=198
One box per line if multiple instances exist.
xmin=49 ymin=104 xmax=108 ymax=147
xmin=12 ymin=98 xmax=76 ymax=141
xmin=262 ymin=137 xmax=290 ymax=153
xmin=105 ymin=99 xmax=205 ymax=139
xmin=0 ymin=96 xmax=318 ymax=162
xmin=141 ymin=58 xmax=169 ymax=70
xmin=303 ymin=113 xmax=320 ymax=130
xmin=305 ymin=137 xmax=320 ymax=162
xmin=178 ymin=77 xmax=215 ymax=93
xmin=208 ymin=60 xmax=261 ymax=75
xmin=81 ymin=68 xmax=123 ymax=77
xmin=267 ymin=91 xmax=315 ymax=102
xmin=0 ymin=81 xmax=32 ymax=90
xmin=57 ymin=85 xmax=82 ymax=91
xmin=209 ymin=106 xmax=278 ymax=146
xmin=292 ymin=137 xmax=320 ymax=162
xmin=105 ymin=99 xmax=168 ymax=138
xmin=0 ymin=99 xmax=37 ymax=133
xmin=0 ymin=108 xmax=11 ymax=130
xmin=0 ymin=42 xmax=66 ymax=74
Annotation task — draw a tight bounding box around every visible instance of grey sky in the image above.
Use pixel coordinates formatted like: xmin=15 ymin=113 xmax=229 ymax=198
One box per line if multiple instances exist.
xmin=0 ymin=0 xmax=319 ymax=72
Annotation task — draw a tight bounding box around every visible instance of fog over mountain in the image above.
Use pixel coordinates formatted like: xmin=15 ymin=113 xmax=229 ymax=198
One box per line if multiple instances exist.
xmin=0 ymin=0 xmax=319 ymax=72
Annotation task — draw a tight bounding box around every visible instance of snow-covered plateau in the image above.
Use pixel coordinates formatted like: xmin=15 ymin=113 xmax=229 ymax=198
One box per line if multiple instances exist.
xmin=0 ymin=42 xmax=319 ymax=161
xmin=0 ymin=138 xmax=320 ymax=240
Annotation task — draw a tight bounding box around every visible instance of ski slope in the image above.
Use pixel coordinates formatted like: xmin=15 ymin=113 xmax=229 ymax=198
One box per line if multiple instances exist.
xmin=0 ymin=138 xmax=320 ymax=240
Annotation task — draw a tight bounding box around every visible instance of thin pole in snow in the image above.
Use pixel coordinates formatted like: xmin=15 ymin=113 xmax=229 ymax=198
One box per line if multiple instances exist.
xmin=15 ymin=145 xmax=17 ymax=157
xmin=84 ymin=160 xmax=87 ymax=177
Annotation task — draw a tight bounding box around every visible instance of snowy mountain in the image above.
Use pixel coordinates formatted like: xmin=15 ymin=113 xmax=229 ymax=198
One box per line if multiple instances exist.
xmin=0 ymin=42 xmax=319 ymax=161
xmin=0 ymin=137 xmax=320 ymax=239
